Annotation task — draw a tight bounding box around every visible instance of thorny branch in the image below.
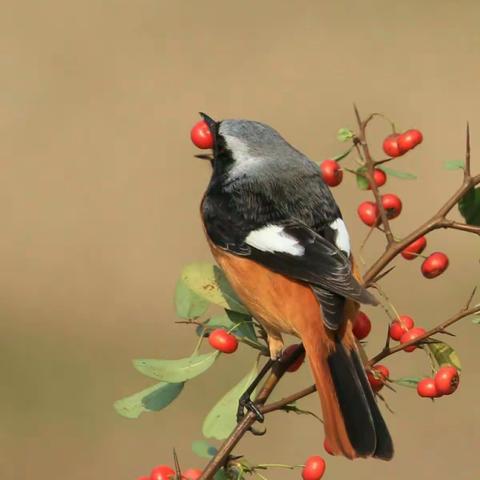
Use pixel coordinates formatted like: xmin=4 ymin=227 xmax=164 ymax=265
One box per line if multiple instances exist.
xmin=198 ymin=109 xmax=480 ymax=479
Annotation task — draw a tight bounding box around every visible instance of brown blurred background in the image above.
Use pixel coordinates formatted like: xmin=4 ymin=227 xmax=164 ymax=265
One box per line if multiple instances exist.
xmin=1 ymin=1 xmax=479 ymax=479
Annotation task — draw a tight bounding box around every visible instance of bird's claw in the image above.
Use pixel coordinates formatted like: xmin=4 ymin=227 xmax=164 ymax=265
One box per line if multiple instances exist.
xmin=237 ymin=398 xmax=265 ymax=423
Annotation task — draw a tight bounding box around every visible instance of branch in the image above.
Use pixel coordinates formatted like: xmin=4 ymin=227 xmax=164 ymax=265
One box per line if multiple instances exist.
xmin=465 ymin=122 xmax=471 ymax=180
xmin=353 ymin=104 xmax=395 ymax=245
xmin=261 ymin=385 xmax=317 ymax=414
xmin=364 ymin=126 xmax=480 ymax=284
xmin=255 ymin=300 xmax=480 ymax=423
xmin=438 ymin=219 xmax=480 ymax=235
xmin=198 ymin=347 xmax=304 ymax=480
xmin=367 ymin=303 xmax=480 ymax=366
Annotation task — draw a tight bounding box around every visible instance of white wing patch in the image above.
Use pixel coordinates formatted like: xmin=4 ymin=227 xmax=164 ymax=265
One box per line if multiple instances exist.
xmin=330 ymin=218 xmax=351 ymax=256
xmin=245 ymin=225 xmax=305 ymax=256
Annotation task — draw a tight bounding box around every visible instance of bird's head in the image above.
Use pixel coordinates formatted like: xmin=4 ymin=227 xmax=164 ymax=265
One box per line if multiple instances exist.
xmin=198 ymin=113 xmax=312 ymax=181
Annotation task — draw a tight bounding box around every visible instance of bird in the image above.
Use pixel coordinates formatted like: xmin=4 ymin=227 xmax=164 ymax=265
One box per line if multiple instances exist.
xmin=198 ymin=113 xmax=393 ymax=460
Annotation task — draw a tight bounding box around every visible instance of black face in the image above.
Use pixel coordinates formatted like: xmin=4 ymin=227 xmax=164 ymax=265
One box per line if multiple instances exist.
xmin=199 ymin=113 xmax=235 ymax=177
xmin=199 ymin=112 xmax=217 ymax=136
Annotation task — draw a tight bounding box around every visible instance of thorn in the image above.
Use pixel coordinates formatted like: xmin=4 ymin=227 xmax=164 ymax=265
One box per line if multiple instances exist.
xmin=465 ymin=121 xmax=471 ymax=177
xmin=465 ymin=286 xmax=477 ymax=309
xmin=353 ymin=103 xmax=362 ymax=127
xmin=173 ymin=448 xmax=182 ymax=479
xmin=371 ymin=265 xmax=397 ymax=283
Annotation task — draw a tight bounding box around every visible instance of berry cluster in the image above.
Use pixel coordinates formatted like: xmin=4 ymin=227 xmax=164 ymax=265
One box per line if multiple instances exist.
xmin=417 ymin=366 xmax=459 ymax=398
xmin=320 ymin=128 xmax=451 ymax=280
xmin=382 ymin=129 xmax=423 ymax=158
xmin=352 ymin=311 xmax=461 ymax=399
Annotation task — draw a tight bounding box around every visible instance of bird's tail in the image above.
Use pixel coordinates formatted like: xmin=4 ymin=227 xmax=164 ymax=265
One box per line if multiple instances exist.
xmin=299 ymin=302 xmax=394 ymax=460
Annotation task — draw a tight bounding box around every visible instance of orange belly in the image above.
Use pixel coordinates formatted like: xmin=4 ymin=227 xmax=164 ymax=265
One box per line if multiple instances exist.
xmin=210 ymin=243 xmax=319 ymax=336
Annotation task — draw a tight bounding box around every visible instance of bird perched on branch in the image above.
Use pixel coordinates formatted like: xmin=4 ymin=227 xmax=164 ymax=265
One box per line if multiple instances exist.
xmin=198 ymin=113 xmax=393 ymax=460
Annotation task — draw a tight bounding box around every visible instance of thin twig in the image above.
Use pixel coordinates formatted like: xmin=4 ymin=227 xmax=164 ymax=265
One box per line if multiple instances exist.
xmin=465 ymin=286 xmax=478 ymax=309
xmin=261 ymin=385 xmax=317 ymax=414
xmin=438 ymin=219 xmax=480 ymax=235
xmin=367 ymin=304 xmax=480 ymax=366
xmin=353 ymin=104 xmax=395 ymax=245
xmin=465 ymin=122 xmax=471 ymax=179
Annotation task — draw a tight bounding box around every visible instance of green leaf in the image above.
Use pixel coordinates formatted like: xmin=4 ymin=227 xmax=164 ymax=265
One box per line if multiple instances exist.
xmin=181 ymin=262 xmax=248 ymax=314
xmin=427 ymin=341 xmax=462 ymax=371
xmin=332 ymin=146 xmax=354 ymax=162
xmin=337 ymin=127 xmax=354 ymax=142
xmin=202 ymin=363 xmax=259 ymax=440
xmin=133 ymin=352 xmax=219 ymax=383
xmin=355 ymin=167 xmax=369 ymax=190
xmin=114 ymin=381 xmax=184 ymax=419
xmin=444 ymin=160 xmax=465 ymax=170
xmin=207 ymin=311 xmax=257 ymax=342
xmin=378 ymin=165 xmax=417 ymax=179
xmin=472 ymin=315 xmax=480 ymax=325
xmin=175 ymin=279 xmax=210 ymax=319
xmin=458 ymin=187 xmax=480 ymax=226
xmin=192 ymin=440 xmax=218 ymax=459
xmin=393 ymin=376 xmax=422 ymax=388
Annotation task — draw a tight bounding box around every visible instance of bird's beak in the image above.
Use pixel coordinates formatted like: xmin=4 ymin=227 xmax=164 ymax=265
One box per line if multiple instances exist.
xmin=199 ymin=112 xmax=217 ymax=136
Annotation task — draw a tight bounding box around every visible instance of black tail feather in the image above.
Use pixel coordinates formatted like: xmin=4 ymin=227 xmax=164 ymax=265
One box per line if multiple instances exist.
xmin=327 ymin=342 xmax=376 ymax=457
xmin=327 ymin=340 xmax=394 ymax=459
xmin=351 ymin=350 xmax=394 ymax=460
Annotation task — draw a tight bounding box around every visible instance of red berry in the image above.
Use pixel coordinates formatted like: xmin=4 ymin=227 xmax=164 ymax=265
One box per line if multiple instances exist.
xmin=208 ymin=329 xmax=238 ymax=354
xmin=182 ymin=468 xmax=203 ymax=480
xmin=357 ymin=201 xmax=379 ymax=226
xmin=302 ymin=456 xmax=326 ymax=480
xmin=367 ymin=364 xmax=390 ymax=392
xmin=137 ymin=477 xmax=150 ymax=480
xmin=190 ymin=120 xmax=213 ymax=149
xmin=382 ymin=134 xmax=407 ymax=157
xmin=150 ymin=465 xmax=175 ymax=480
xmin=417 ymin=378 xmax=439 ymax=398
xmin=352 ymin=311 xmax=371 ymax=340
xmin=421 ymin=252 xmax=449 ymax=279
xmin=320 ymin=159 xmax=343 ymax=187
xmin=368 ymin=168 xmax=387 ymax=189
xmin=323 ymin=439 xmax=334 ymax=456
xmin=389 ymin=315 xmax=415 ymax=341
xmin=397 ymin=129 xmax=423 ymax=152
xmin=381 ymin=193 xmax=402 ymax=219
xmin=400 ymin=327 xmax=426 ymax=352
xmin=434 ymin=365 xmax=459 ymax=395
xmin=401 ymin=236 xmax=427 ymax=260
xmin=282 ymin=344 xmax=306 ymax=372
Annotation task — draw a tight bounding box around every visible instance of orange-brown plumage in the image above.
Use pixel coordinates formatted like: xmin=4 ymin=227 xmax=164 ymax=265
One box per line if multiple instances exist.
xmin=210 ymin=241 xmax=361 ymax=459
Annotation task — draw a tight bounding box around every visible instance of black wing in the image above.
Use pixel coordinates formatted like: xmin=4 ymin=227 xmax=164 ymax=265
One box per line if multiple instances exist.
xmin=244 ymin=223 xmax=377 ymax=307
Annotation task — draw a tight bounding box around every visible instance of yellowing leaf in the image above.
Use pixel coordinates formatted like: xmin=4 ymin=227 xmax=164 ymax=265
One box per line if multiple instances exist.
xmin=427 ymin=341 xmax=462 ymax=371
xmin=181 ymin=262 xmax=248 ymax=314
xmin=175 ymin=279 xmax=209 ymax=319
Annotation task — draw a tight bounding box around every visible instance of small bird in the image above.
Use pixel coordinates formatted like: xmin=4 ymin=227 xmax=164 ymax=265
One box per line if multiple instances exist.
xmin=198 ymin=113 xmax=393 ymax=460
